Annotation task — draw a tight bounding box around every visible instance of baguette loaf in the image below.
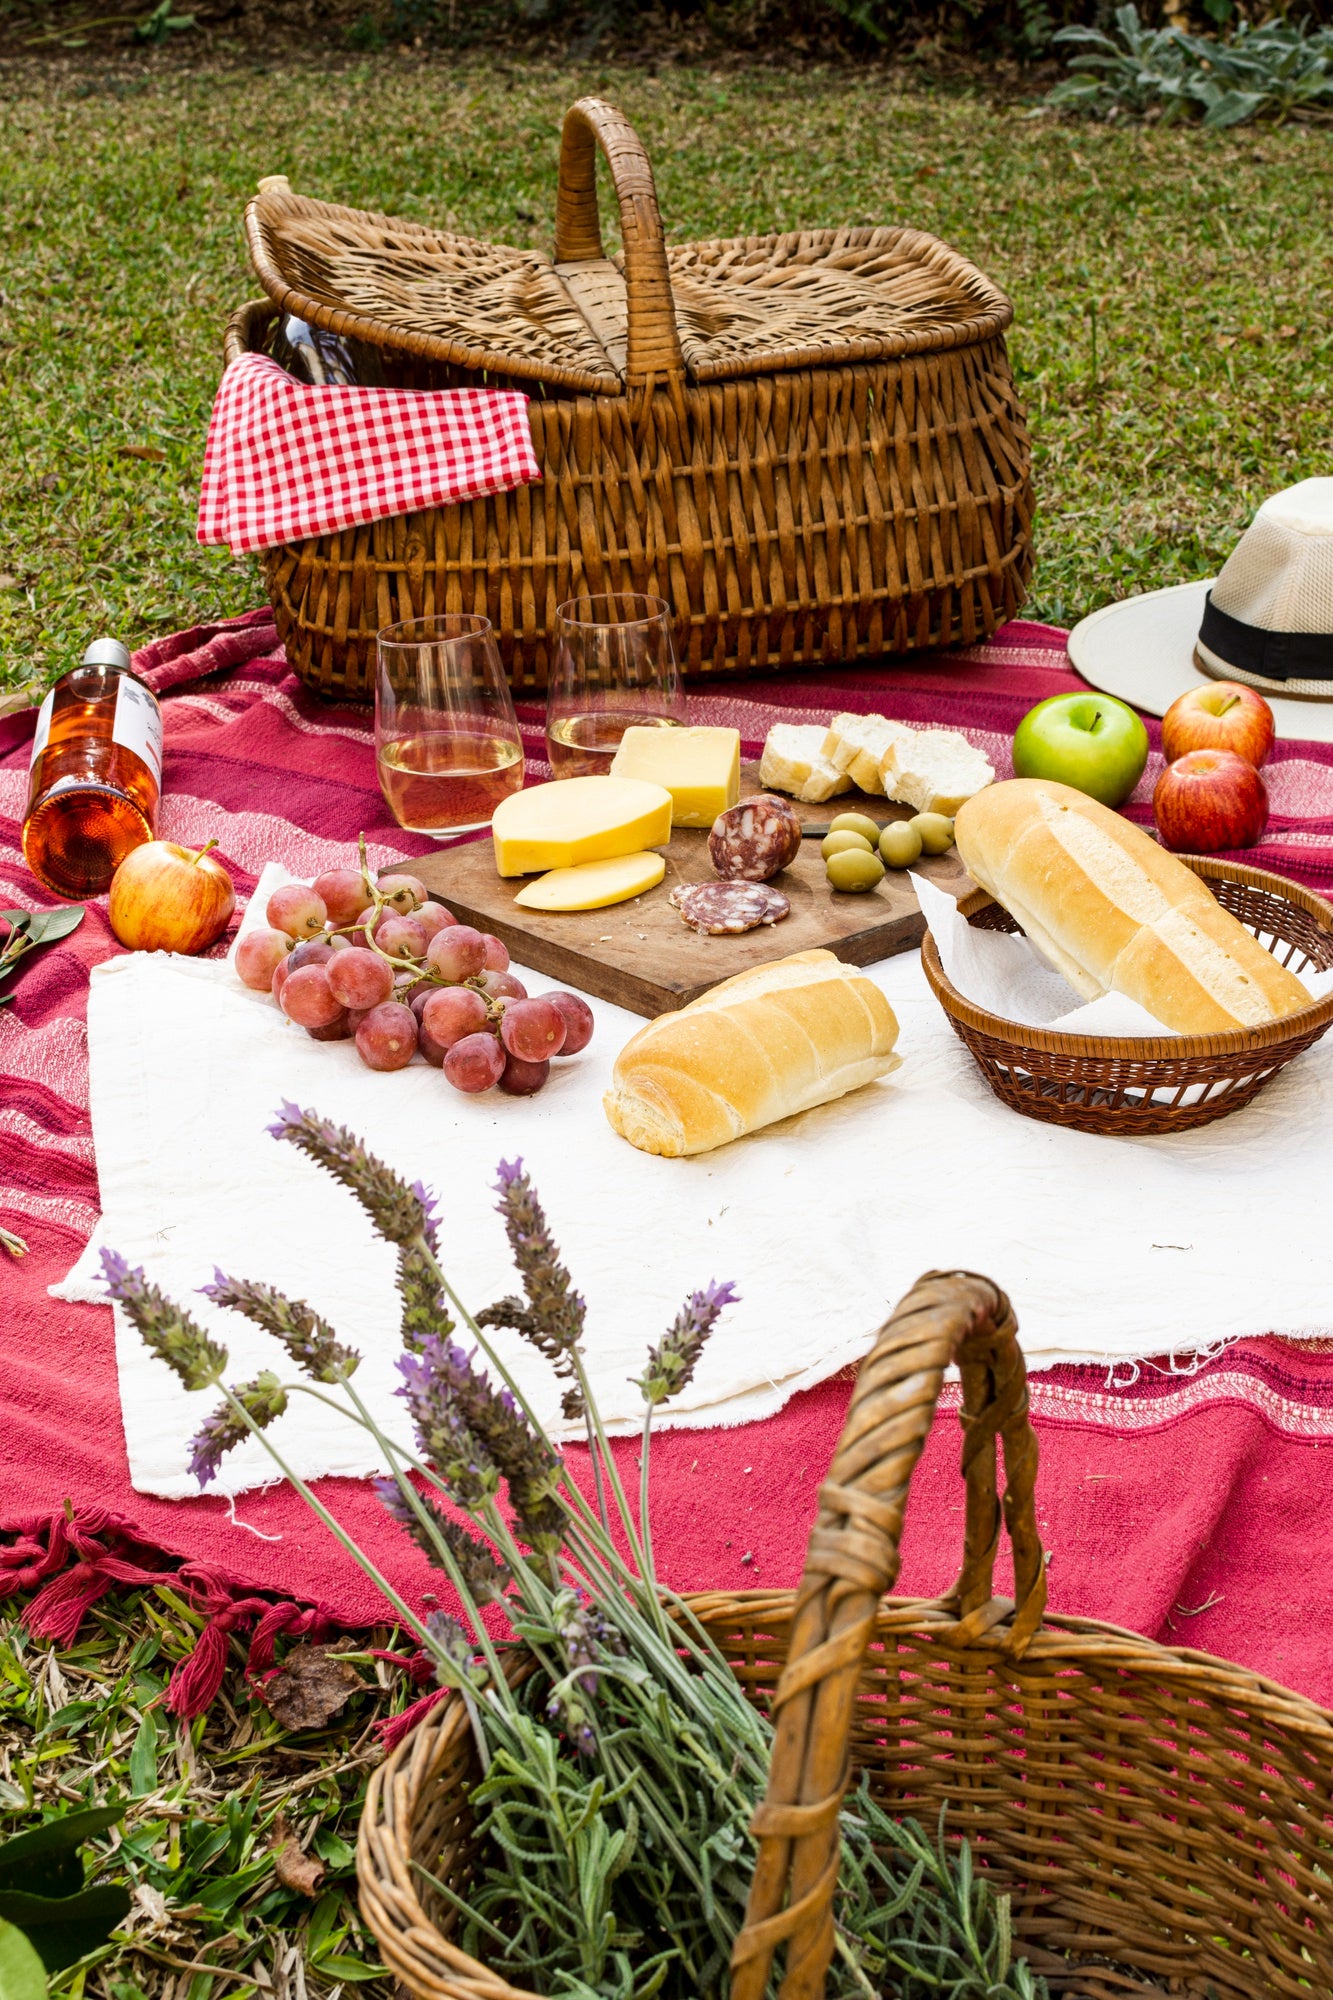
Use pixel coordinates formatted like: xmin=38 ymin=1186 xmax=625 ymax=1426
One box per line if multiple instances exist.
xmin=603 ymin=949 xmax=900 ymax=1157
xmin=954 ymin=779 xmax=1311 ymax=1033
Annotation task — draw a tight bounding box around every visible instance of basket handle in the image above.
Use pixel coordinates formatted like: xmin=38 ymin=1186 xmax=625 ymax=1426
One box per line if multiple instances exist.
xmin=553 ymin=97 xmax=686 ymax=387
xmin=730 ymin=1269 xmax=1047 ymax=2000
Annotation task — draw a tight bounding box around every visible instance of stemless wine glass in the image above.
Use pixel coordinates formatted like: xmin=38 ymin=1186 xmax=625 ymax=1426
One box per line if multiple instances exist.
xmin=546 ymin=593 xmax=686 ymax=779
xmin=376 ymin=614 xmax=524 ymax=838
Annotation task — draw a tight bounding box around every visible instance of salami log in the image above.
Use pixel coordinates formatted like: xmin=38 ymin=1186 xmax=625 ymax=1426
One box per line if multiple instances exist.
xmin=669 ymin=883 xmax=791 ymax=936
xmin=707 ymin=794 xmax=803 ymax=882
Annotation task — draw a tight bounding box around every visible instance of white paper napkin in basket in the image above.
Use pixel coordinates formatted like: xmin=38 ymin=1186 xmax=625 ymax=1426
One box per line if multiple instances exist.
xmin=54 ymin=862 xmax=1333 ymax=1500
xmin=912 ymin=872 xmax=1333 ymax=1033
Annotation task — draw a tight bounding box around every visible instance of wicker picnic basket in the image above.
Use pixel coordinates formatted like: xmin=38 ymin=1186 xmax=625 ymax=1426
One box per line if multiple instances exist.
xmin=922 ymin=854 xmax=1333 ymax=1136
xmin=356 ymin=1269 xmax=1333 ymax=2000
xmin=229 ymin=97 xmax=1033 ymax=700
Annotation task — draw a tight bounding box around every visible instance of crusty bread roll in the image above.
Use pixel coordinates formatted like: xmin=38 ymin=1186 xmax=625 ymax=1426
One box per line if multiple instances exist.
xmin=954 ymin=779 xmax=1311 ymax=1034
xmin=603 ymin=949 xmax=900 ymax=1157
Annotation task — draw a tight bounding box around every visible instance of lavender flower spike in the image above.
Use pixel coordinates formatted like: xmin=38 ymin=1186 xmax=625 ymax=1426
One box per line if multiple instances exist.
xmin=374 ymin=1476 xmax=511 ymax=1602
xmin=636 ymin=1280 xmax=740 ymax=1409
xmin=187 ymin=1372 xmax=288 ymax=1487
xmin=269 ymin=1106 xmax=436 ymax=1247
xmin=101 ymin=1249 xmax=228 ymax=1392
xmin=480 ymin=1161 xmax=585 ymax=1406
xmin=201 ymin=1271 xmax=360 ymax=1384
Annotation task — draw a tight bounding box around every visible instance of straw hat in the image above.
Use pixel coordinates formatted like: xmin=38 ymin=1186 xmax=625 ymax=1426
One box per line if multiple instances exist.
xmin=1067 ymin=478 xmax=1333 ymax=745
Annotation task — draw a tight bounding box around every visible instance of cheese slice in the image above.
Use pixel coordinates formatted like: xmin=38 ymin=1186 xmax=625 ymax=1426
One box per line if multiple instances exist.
xmin=491 ymin=776 xmax=673 ymax=877
xmin=609 ymin=725 xmax=741 ymax=827
xmin=821 ymin=713 xmax=917 ymax=796
xmin=514 ymin=851 xmax=666 ymax=912
xmin=759 ymin=723 xmax=853 ymax=804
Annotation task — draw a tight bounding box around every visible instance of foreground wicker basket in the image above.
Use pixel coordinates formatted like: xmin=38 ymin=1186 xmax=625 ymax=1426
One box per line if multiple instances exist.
xmin=229 ymin=96 xmax=1033 ymax=699
xmin=357 ymin=1270 xmax=1333 ymax=2000
xmin=921 ymin=854 xmax=1333 ymax=1135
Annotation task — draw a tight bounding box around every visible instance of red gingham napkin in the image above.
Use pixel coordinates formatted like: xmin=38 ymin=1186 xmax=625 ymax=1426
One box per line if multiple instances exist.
xmin=197 ymin=353 xmax=540 ymax=556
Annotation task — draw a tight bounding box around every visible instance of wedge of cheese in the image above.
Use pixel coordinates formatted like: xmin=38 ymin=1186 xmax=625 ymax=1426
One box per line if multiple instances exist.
xmin=514 ymin=851 xmax=666 ymax=912
xmin=491 ymin=777 xmax=673 ymax=877
xmin=881 ymin=728 xmax=994 ymax=816
xmin=609 ymin=725 xmax=740 ymax=827
xmin=821 ymin=713 xmax=917 ymax=796
xmin=759 ymin=724 xmax=852 ymax=804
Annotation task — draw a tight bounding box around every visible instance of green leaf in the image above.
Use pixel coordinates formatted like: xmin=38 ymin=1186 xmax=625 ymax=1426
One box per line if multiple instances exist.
xmin=127 ymin=1714 xmax=158 ymax=1799
xmin=0 ymin=1887 xmax=130 ymax=1973
xmin=0 ymin=915 xmax=32 ymax=940
xmin=312 ymin=1958 xmax=385 ymax=1983
xmin=0 ymin=1920 xmax=45 ymax=2000
xmin=22 ymin=907 xmax=84 ymax=948
xmin=0 ymin=1806 xmax=125 ymax=1898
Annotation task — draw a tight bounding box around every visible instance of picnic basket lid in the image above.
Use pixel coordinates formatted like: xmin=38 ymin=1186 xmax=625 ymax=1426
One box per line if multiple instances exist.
xmin=244 ymin=98 xmax=1014 ymax=396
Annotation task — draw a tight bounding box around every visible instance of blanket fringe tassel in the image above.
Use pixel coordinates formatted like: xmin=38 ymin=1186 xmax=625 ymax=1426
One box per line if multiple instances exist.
xmin=0 ymin=1504 xmax=361 ymax=1718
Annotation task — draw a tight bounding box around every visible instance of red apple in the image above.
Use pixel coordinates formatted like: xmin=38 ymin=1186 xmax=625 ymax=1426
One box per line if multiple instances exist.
xmin=109 ymin=837 xmax=236 ymax=954
xmin=1161 ymin=682 xmax=1275 ymax=769
xmin=1153 ymin=750 xmax=1268 ymax=854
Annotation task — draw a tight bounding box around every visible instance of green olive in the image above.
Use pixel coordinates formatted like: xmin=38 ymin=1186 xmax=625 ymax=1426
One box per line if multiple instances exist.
xmin=826 ymin=847 xmax=886 ymax=893
xmin=828 ymin=812 xmax=884 ymax=848
xmin=910 ymin=812 xmax=955 ymax=855
xmin=879 ymin=821 xmax=924 ymax=869
xmin=821 ymin=828 xmax=874 ymax=861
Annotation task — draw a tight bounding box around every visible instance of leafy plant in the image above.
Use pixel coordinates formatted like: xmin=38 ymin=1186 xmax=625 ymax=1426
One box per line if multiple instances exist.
xmin=1046 ymin=5 xmax=1333 ymax=126
xmin=0 ymin=907 xmax=85 ymax=1006
xmin=104 ymin=1110 xmax=1045 ymax=2000
xmin=0 ymin=1807 xmax=130 ymax=1974
xmin=0 ymin=1920 xmax=46 ymax=2000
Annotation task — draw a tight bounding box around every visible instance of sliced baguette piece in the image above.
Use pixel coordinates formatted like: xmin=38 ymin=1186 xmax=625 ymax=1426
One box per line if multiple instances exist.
xmin=759 ymin=723 xmax=853 ymax=804
xmin=603 ymin=948 xmax=901 ymax=1157
xmin=953 ymin=778 xmax=1312 ymax=1034
xmin=820 ymin=713 xmax=917 ymax=796
xmin=882 ymin=728 xmax=994 ymax=816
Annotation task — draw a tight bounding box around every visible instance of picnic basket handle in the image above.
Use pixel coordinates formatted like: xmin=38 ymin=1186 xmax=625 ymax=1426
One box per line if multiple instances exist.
xmin=730 ymin=1269 xmax=1047 ymax=2000
xmin=553 ymin=97 xmax=686 ymax=388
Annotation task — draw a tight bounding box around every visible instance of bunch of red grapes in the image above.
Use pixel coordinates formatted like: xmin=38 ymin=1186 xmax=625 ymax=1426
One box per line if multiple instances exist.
xmin=235 ymin=865 xmax=593 ymax=1097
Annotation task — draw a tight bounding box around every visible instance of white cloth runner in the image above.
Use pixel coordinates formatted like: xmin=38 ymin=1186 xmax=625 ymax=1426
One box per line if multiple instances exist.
xmin=56 ymin=863 xmax=1333 ymax=1500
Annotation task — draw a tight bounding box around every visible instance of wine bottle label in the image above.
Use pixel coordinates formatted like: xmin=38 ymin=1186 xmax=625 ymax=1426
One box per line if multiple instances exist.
xmin=112 ymin=674 xmax=163 ymax=783
xmin=28 ymin=691 xmax=54 ymax=770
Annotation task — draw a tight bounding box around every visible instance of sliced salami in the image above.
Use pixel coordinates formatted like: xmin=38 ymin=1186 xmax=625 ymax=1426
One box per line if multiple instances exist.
xmin=669 ymin=882 xmax=791 ymax=936
xmin=708 ymin=794 xmax=803 ymax=882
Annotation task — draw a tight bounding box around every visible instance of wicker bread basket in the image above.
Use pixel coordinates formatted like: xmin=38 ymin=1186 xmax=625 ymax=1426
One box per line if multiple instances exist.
xmin=357 ymin=1270 xmax=1333 ymax=2000
xmin=921 ymin=855 xmax=1333 ymax=1136
xmin=228 ymin=96 xmax=1033 ymax=699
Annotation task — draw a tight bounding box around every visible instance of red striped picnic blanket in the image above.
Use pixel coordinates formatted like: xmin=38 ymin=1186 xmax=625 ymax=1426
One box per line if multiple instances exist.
xmin=4 ymin=609 xmax=1333 ymax=1714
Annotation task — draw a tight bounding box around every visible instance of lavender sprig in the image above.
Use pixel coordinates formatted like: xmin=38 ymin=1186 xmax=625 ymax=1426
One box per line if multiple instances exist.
xmin=187 ymin=1372 xmax=288 ymax=1487
xmin=397 ymin=1341 xmax=503 ymax=1513
xmin=397 ymin=1332 xmax=565 ymax=1555
xmin=201 ymin=1271 xmax=360 ymax=1383
xmin=481 ymin=1162 xmax=586 ymax=1414
xmin=424 ymin=1610 xmax=486 ymax=1690
xmin=374 ymin=1476 xmax=512 ymax=1603
xmin=267 ymin=1105 xmax=437 ymax=1248
xmin=101 ymin=1248 xmax=228 ymax=1391
xmin=637 ymin=1281 xmax=740 ymax=1409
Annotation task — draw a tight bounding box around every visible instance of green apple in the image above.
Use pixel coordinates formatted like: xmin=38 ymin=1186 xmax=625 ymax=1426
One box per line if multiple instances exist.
xmin=1012 ymin=692 xmax=1149 ymax=808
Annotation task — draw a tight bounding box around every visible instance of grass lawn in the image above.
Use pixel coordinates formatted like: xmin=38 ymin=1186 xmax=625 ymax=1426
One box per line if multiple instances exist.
xmin=1 ymin=55 xmax=1331 ymax=692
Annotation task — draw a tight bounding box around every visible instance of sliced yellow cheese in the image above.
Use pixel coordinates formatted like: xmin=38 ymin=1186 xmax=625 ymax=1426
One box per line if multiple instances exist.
xmin=491 ymin=776 xmax=673 ymax=877
xmin=514 ymin=851 xmax=667 ymax=912
xmin=608 ymin=725 xmax=741 ymax=828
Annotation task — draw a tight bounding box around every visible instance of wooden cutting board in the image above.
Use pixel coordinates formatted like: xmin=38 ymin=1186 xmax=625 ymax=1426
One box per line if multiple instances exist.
xmin=406 ymin=767 xmax=972 ymax=1017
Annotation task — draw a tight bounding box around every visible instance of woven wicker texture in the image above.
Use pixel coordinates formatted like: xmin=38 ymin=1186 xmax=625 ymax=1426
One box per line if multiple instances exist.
xmin=229 ymin=96 xmax=1033 ymax=698
xmin=921 ymin=856 xmax=1333 ymax=1135
xmin=356 ymin=1271 xmax=1333 ymax=2000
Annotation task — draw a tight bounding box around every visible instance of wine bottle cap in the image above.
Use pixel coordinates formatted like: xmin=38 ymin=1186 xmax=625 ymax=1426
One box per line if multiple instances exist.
xmin=81 ymin=638 xmax=132 ymax=671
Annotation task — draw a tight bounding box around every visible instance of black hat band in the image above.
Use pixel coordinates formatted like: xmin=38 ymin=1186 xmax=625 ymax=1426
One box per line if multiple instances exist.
xmin=1199 ymin=591 xmax=1333 ymax=684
